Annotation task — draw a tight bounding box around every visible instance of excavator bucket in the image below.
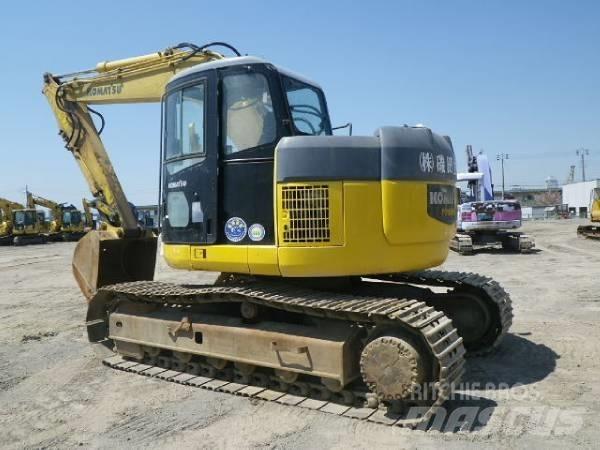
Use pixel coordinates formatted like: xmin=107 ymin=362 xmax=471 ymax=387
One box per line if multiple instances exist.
xmin=73 ymin=230 xmax=158 ymax=301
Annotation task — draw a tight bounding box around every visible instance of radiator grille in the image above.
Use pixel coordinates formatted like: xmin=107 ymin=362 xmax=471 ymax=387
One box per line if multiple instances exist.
xmin=281 ymin=185 xmax=330 ymax=243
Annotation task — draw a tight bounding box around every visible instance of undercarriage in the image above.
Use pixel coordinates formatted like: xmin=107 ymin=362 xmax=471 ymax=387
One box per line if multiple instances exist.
xmin=451 ymin=231 xmax=535 ymax=254
xmin=577 ymin=224 xmax=600 ymax=240
xmin=88 ymin=270 xmax=511 ymax=427
xmin=13 ymin=234 xmax=47 ymax=246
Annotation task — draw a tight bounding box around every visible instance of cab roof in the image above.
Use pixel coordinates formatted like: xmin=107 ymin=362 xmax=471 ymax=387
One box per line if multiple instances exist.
xmin=169 ymin=55 xmax=322 ymax=89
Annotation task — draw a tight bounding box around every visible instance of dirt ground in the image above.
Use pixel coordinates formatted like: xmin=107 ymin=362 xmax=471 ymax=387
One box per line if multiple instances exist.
xmin=1 ymin=219 xmax=599 ymax=449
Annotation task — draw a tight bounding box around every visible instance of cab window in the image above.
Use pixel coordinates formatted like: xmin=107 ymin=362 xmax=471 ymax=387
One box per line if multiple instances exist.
xmin=283 ymin=76 xmax=330 ymax=136
xmin=164 ymin=83 xmax=205 ymax=175
xmin=222 ymin=72 xmax=276 ymax=155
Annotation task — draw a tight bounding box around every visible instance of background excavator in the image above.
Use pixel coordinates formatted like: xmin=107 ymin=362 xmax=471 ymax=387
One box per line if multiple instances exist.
xmin=577 ymin=187 xmax=600 ymax=239
xmin=452 ymin=146 xmax=534 ymax=254
xmin=43 ymin=42 xmax=512 ymax=426
xmin=26 ymin=191 xmax=86 ymax=241
xmin=1 ymin=197 xmax=47 ymax=245
xmin=0 ymin=198 xmax=23 ymax=245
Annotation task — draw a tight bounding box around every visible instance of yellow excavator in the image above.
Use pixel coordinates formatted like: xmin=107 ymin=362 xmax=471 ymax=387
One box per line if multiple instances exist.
xmin=0 ymin=197 xmax=47 ymax=245
xmin=577 ymin=187 xmax=600 ymax=239
xmin=0 ymin=198 xmax=23 ymax=244
xmin=43 ymin=42 xmax=512 ymax=427
xmin=26 ymin=191 xmax=86 ymax=241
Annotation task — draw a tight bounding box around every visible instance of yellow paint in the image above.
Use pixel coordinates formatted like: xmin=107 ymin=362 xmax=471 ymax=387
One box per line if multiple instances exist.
xmin=591 ymin=188 xmax=600 ymax=223
xmin=163 ymin=179 xmax=455 ymax=277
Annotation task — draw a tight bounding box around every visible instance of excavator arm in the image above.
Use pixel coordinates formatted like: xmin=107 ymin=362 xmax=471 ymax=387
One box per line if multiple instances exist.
xmin=43 ymin=43 xmax=225 ymax=232
xmin=82 ymin=198 xmax=95 ymax=230
xmin=43 ymin=42 xmax=232 ymax=298
xmin=26 ymin=192 xmax=62 ymax=232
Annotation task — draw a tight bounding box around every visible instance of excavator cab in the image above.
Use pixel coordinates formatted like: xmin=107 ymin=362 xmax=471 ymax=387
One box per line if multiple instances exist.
xmin=12 ymin=208 xmax=46 ymax=245
xmin=160 ymin=57 xmax=456 ymax=277
xmin=160 ymin=57 xmax=332 ymax=250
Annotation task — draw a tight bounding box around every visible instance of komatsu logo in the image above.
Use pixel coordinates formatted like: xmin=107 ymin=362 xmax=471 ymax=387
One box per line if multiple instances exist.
xmin=429 ymin=190 xmax=454 ymax=205
xmin=86 ymin=84 xmax=123 ymax=96
xmin=167 ymin=180 xmax=187 ymax=189
xmin=427 ymin=184 xmax=456 ymax=225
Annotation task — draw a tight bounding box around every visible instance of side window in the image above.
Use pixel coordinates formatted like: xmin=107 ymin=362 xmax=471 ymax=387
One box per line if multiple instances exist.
xmin=166 ymin=191 xmax=189 ymax=228
xmin=283 ymin=76 xmax=329 ymax=136
xmin=222 ymin=72 xmax=276 ymax=155
xmin=165 ymin=83 xmax=205 ymax=159
xmin=164 ymin=83 xmax=206 ymax=175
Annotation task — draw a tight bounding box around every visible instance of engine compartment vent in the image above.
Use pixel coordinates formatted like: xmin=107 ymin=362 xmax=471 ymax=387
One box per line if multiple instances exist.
xmin=281 ymin=185 xmax=331 ymax=243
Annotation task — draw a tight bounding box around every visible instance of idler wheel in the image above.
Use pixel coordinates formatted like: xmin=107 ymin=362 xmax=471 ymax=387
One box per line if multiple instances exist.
xmin=360 ymin=336 xmax=427 ymax=401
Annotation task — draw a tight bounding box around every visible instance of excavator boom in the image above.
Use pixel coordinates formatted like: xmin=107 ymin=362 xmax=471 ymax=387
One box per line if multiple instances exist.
xmin=44 ymin=43 xmax=224 ymax=231
xmin=43 ymin=43 xmax=229 ymax=297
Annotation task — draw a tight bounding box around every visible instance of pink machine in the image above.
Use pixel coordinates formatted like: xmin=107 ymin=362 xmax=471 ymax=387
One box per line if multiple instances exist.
xmin=451 ymin=146 xmax=534 ymax=254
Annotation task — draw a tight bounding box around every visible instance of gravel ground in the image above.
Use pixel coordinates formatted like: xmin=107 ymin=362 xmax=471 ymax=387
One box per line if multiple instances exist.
xmin=0 ymin=219 xmax=598 ymax=449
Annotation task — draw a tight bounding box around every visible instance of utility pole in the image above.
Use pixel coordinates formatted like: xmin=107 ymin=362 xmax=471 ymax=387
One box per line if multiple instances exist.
xmin=576 ymin=148 xmax=589 ymax=181
xmin=496 ymin=153 xmax=509 ymax=199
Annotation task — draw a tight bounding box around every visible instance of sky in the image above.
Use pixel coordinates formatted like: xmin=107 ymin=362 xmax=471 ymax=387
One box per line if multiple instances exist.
xmin=1 ymin=0 xmax=599 ymax=206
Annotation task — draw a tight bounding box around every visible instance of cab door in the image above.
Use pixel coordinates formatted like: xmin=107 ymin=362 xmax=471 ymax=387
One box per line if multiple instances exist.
xmin=161 ymin=70 xmax=218 ymax=244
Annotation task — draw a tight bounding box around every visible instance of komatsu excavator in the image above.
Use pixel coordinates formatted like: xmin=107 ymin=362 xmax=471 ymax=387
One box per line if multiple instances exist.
xmin=0 ymin=198 xmax=23 ymax=244
xmin=0 ymin=197 xmax=47 ymax=245
xmin=577 ymin=187 xmax=600 ymax=239
xmin=26 ymin=191 xmax=86 ymax=241
xmin=43 ymin=42 xmax=512 ymax=427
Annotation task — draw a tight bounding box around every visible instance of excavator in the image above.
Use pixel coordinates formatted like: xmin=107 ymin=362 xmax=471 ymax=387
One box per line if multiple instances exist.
xmin=452 ymin=147 xmax=534 ymax=254
xmin=577 ymin=187 xmax=600 ymax=239
xmin=0 ymin=198 xmax=47 ymax=245
xmin=26 ymin=191 xmax=86 ymax=241
xmin=0 ymin=198 xmax=23 ymax=244
xmin=43 ymin=42 xmax=512 ymax=427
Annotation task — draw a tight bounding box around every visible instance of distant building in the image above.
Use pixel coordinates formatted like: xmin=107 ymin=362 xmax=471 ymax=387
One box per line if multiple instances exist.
xmin=562 ymin=180 xmax=600 ymax=218
xmin=494 ymin=187 xmax=562 ymax=207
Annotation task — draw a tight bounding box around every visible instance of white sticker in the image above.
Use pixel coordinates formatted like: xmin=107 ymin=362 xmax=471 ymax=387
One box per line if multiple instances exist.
xmin=248 ymin=223 xmax=266 ymax=242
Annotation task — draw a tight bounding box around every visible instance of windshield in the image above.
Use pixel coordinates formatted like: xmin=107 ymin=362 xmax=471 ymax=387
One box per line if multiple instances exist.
xmin=63 ymin=210 xmax=82 ymax=226
xmin=14 ymin=210 xmax=36 ymax=226
xmin=283 ymin=76 xmax=330 ymax=136
xmin=222 ymin=72 xmax=276 ymax=155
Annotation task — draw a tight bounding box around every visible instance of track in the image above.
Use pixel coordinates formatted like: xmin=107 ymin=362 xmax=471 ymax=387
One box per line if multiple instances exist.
xmin=376 ymin=271 xmax=513 ymax=356
xmin=89 ymin=277 xmax=467 ymax=428
xmin=578 ymin=224 xmax=600 ymax=240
